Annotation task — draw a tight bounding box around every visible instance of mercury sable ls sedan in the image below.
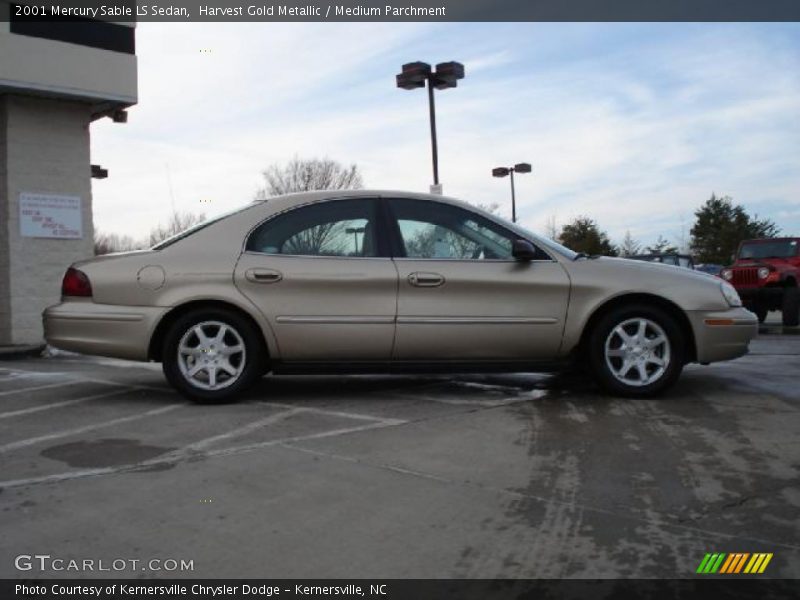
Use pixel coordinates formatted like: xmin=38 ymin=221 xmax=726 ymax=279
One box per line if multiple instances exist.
xmin=44 ymin=191 xmax=757 ymax=403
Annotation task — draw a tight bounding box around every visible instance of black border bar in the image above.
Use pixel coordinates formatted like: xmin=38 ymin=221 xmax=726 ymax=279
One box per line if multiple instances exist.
xmin=2 ymin=0 xmax=800 ymax=22
xmin=4 ymin=579 xmax=800 ymax=600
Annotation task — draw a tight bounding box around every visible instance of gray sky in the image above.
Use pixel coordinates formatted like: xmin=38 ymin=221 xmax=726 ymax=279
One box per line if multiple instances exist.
xmin=91 ymin=22 xmax=800 ymax=248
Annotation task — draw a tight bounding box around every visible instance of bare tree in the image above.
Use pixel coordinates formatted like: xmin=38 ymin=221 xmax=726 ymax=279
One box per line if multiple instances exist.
xmin=543 ymin=215 xmax=558 ymax=240
xmin=149 ymin=211 xmax=206 ymax=246
xmin=619 ymin=230 xmax=642 ymax=257
xmin=471 ymin=201 xmax=500 ymax=215
xmin=94 ymin=231 xmax=146 ymax=256
xmin=256 ymin=157 xmax=363 ymax=198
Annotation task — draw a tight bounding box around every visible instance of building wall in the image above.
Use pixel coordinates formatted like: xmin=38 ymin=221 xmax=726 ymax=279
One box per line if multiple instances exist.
xmin=0 ymin=99 xmax=9 ymax=343
xmin=0 ymin=95 xmax=94 ymax=345
xmin=0 ymin=16 xmax=137 ymax=110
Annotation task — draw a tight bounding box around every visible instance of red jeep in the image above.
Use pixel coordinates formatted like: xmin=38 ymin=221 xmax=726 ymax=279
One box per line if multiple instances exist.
xmin=721 ymin=238 xmax=800 ymax=326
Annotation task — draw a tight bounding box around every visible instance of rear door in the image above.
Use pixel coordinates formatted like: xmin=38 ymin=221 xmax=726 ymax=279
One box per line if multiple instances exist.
xmin=386 ymin=197 xmax=570 ymax=361
xmin=234 ymin=197 xmax=398 ymax=362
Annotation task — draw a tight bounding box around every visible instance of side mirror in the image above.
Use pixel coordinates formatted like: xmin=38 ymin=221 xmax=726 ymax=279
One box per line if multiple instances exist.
xmin=512 ymin=239 xmax=538 ymax=261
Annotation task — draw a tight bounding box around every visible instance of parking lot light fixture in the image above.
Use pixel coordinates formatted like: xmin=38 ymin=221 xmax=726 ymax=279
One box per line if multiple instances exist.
xmin=492 ymin=162 xmax=532 ymax=223
xmin=396 ymin=61 xmax=465 ymax=191
xmin=345 ymin=226 xmax=365 ymax=255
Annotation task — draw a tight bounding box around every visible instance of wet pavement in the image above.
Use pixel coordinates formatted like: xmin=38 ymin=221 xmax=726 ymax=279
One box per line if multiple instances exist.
xmin=0 ymin=329 xmax=798 ymax=579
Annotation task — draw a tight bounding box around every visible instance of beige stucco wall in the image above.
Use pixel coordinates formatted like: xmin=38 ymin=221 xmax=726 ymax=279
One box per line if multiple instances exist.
xmin=0 ymin=95 xmax=94 ymax=345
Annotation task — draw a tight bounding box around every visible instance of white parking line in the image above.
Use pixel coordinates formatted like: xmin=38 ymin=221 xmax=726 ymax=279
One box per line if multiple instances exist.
xmin=0 ymin=388 xmax=133 ymax=420
xmin=391 ymin=390 xmax=547 ymax=407
xmin=0 ymin=380 xmax=84 ymax=398
xmin=183 ymin=408 xmax=304 ymax=452
xmin=208 ymin=419 xmax=403 ymax=458
xmin=72 ymin=375 xmax=170 ymax=392
xmin=0 ymin=416 xmax=406 ymax=490
xmin=262 ymin=401 xmax=402 ymax=423
xmin=0 ymin=367 xmax=170 ymax=393
xmin=0 ymin=403 xmax=184 ymax=453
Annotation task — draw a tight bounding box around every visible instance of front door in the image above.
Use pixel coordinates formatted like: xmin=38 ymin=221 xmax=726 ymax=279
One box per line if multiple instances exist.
xmin=234 ymin=197 xmax=397 ymax=361
xmin=386 ymin=197 xmax=570 ymax=361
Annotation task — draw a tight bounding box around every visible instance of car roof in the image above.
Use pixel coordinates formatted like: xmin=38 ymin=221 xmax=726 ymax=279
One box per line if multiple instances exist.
xmin=254 ymin=189 xmax=477 ymax=211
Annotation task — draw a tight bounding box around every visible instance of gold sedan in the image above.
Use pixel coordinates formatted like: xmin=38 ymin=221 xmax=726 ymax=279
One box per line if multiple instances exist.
xmin=44 ymin=191 xmax=757 ymax=403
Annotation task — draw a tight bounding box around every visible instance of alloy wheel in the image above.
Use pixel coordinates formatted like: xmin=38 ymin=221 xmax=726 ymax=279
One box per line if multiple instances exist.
xmin=604 ymin=317 xmax=671 ymax=387
xmin=177 ymin=320 xmax=246 ymax=390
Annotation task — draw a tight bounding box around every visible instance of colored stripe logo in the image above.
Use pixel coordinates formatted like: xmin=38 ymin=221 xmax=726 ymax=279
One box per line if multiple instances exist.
xmin=696 ymin=553 xmax=773 ymax=574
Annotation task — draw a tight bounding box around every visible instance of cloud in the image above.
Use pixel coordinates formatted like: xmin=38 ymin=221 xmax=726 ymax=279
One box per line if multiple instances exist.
xmin=91 ymin=23 xmax=800 ymax=248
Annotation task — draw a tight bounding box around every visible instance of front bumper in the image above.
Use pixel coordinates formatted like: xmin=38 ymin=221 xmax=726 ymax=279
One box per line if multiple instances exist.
xmin=736 ymin=286 xmax=784 ymax=310
xmin=43 ymin=300 xmax=167 ymax=361
xmin=686 ymin=307 xmax=758 ymax=364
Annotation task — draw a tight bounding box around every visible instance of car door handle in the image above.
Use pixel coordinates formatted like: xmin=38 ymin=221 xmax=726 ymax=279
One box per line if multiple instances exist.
xmin=245 ymin=268 xmax=283 ymax=283
xmin=408 ymin=272 xmax=445 ymax=287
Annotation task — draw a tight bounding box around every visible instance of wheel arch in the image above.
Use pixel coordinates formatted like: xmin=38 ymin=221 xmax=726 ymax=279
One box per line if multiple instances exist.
xmin=148 ymin=299 xmax=271 ymax=363
xmin=575 ymin=293 xmax=697 ymax=364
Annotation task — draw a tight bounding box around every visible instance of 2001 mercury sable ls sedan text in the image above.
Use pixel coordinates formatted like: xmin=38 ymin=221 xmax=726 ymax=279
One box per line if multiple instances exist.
xmin=44 ymin=191 xmax=757 ymax=403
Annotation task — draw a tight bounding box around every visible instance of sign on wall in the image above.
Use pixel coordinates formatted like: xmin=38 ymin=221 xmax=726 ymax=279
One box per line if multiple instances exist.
xmin=19 ymin=193 xmax=83 ymax=239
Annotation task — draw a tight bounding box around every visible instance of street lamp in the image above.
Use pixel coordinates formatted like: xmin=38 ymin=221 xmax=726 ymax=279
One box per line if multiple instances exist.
xmin=492 ymin=162 xmax=531 ymax=223
xmin=396 ymin=61 xmax=465 ymax=193
xmin=345 ymin=226 xmax=365 ymax=255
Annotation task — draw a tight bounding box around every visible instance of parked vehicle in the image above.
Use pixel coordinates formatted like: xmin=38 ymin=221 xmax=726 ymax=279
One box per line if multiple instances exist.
xmin=44 ymin=191 xmax=757 ymax=402
xmin=630 ymin=253 xmax=695 ymax=269
xmin=721 ymin=238 xmax=800 ymax=326
xmin=695 ymin=263 xmax=724 ymax=277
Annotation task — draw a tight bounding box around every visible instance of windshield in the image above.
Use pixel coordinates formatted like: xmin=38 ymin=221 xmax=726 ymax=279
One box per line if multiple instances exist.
xmin=151 ymin=203 xmax=261 ymax=250
xmin=739 ymin=240 xmax=798 ymax=260
xmin=498 ymin=219 xmax=578 ymax=260
xmin=462 ymin=204 xmax=577 ymax=260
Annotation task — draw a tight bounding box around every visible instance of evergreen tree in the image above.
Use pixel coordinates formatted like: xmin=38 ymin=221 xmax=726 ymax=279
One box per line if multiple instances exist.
xmin=559 ymin=217 xmax=618 ymax=256
xmin=619 ymin=230 xmax=641 ymax=257
xmin=645 ymin=235 xmax=679 ymax=255
xmin=690 ymin=193 xmax=779 ymax=264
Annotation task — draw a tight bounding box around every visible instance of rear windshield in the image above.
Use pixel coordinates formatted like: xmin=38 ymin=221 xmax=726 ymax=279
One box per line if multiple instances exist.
xmin=739 ymin=240 xmax=798 ymax=259
xmin=151 ymin=203 xmax=260 ymax=250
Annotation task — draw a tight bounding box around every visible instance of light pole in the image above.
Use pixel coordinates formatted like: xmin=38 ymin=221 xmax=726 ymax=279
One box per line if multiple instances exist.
xmin=345 ymin=226 xmax=365 ymax=255
xmin=396 ymin=61 xmax=465 ymax=194
xmin=492 ymin=163 xmax=532 ymax=223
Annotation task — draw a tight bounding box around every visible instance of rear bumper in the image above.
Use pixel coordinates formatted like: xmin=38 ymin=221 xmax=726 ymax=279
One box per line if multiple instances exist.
xmin=687 ymin=307 xmax=758 ymax=364
xmin=43 ymin=301 xmax=167 ymax=361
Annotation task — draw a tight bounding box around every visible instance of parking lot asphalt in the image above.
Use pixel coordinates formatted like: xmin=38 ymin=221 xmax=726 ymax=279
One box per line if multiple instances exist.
xmin=0 ymin=329 xmax=798 ymax=579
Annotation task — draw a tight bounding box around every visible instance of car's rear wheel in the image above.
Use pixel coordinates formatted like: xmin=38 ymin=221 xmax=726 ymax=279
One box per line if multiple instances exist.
xmin=588 ymin=304 xmax=685 ymax=397
xmin=782 ymin=287 xmax=799 ymax=327
xmin=162 ymin=309 xmax=263 ymax=403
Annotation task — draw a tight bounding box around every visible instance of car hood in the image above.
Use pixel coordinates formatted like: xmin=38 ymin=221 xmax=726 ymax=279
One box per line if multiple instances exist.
xmin=565 ymin=256 xmax=731 ymax=311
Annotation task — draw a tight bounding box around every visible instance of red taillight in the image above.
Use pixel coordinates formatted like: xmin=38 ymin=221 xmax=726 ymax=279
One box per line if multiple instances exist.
xmin=62 ymin=267 xmax=92 ymax=297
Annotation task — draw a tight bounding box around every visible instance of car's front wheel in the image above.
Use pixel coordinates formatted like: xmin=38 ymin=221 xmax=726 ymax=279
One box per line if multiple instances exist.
xmin=588 ymin=304 xmax=685 ymax=397
xmin=162 ymin=308 xmax=264 ymax=403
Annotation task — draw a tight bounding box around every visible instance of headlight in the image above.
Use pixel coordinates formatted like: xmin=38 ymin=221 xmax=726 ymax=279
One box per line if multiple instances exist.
xmin=720 ymin=282 xmax=742 ymax=307
xmin=758 ymin=267 xmax=770 ymax=279
xmin=721 ymin=269 xmax=733 ymax=281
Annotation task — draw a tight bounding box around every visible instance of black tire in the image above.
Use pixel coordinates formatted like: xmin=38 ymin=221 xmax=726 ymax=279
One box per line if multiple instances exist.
xmin=588 ymin=304 xmax=685 ymax=398
xmin=161 ymin=308 xmax=265 ymax=404
xmin=754 ymin=307 xmax=768 ymax=324
xmin=782 ymin=287 xmax=799 ymax=327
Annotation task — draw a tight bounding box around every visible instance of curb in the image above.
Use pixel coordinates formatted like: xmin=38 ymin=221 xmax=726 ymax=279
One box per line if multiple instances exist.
xmin=0 ymin=344 xmax=46 ymax=360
